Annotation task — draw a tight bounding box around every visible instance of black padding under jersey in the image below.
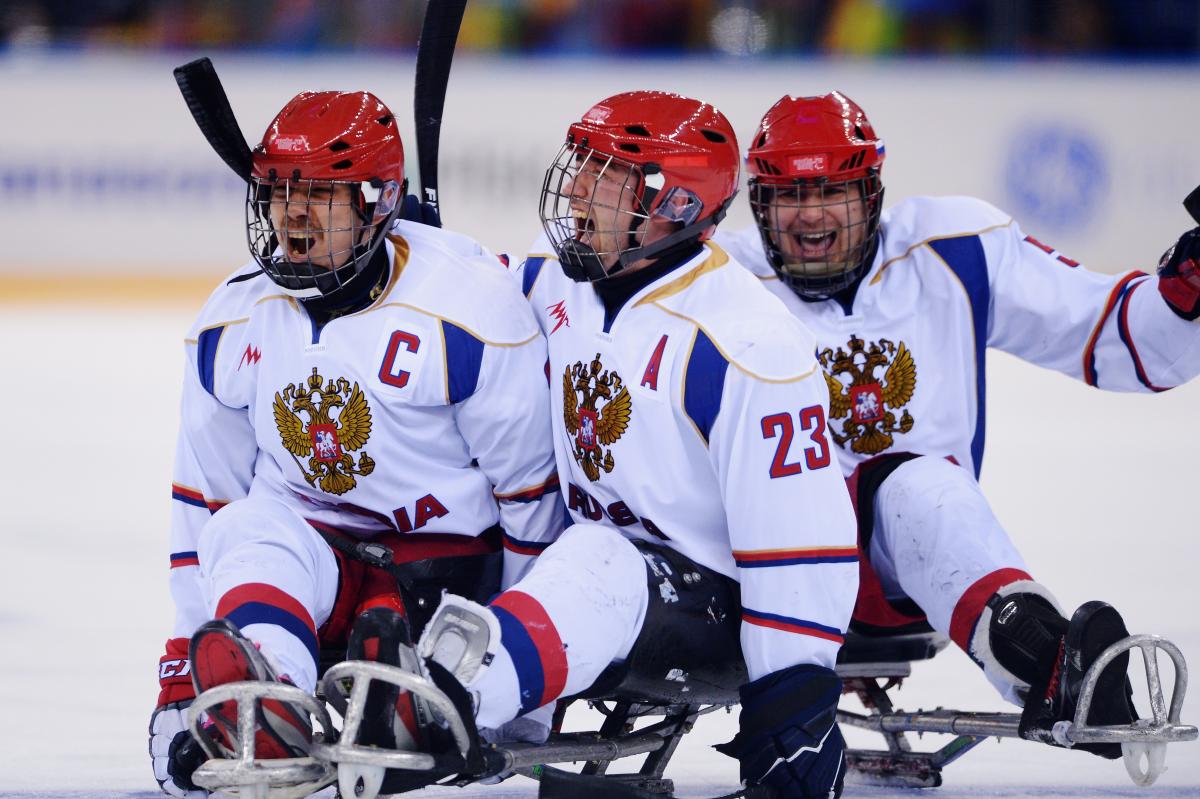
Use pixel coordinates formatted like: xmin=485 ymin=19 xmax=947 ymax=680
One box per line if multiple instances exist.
xmin=850 ymin=451 xmax=931 ymax=637
xmin=575 ymin=541 xmax=746 ymax=705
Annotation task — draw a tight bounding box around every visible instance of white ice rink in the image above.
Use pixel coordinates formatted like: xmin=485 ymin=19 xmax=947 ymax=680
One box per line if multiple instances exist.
xmin=1 ymin=301 xmax=1197 ymax=798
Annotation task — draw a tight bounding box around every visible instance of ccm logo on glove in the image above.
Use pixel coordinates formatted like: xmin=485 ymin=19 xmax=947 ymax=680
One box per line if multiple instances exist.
xmin=159 ymin=659 xmax=191 ymax=680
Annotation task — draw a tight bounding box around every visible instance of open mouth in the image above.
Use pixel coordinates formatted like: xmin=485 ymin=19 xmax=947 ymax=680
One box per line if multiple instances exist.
xmin=792 ymin=230 xmax=837 ymax=259
xmin=571 ymin=209 xmax=596 ymax=242
xmin=287 ymin=235 xmax=318 ymax=258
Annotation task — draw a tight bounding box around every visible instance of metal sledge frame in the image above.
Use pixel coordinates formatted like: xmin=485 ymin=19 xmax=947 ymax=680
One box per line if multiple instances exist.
xmin=184 ymin=633 xmax=1196 ymax=797
xmin=837 ymin=634 xmax=1197 ymax=788
xmin=504 ymin=699 xmax=727 ymax=796
xmin=187 ymin=681 xmax=336 ymax=799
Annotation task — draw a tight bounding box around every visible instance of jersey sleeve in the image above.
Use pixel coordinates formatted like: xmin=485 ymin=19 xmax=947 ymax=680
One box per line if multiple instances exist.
xmin=985 ymin=218 xmax=1200 ymax=391
xmin=449 ymin=324 xmax=564 ymax=590
xmin=703 ymin=340 xmax=860 ymax=682
xmin=159 ymin=335 xmax=258 ymax=705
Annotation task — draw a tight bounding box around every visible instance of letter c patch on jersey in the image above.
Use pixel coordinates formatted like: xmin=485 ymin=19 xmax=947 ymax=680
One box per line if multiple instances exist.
xmin=379 ymin=330 xmax=421 ymax=388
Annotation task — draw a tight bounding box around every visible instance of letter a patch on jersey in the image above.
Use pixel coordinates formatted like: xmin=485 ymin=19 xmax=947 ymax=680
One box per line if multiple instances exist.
xmin=641 ymin=334 xmax=668 ymax=391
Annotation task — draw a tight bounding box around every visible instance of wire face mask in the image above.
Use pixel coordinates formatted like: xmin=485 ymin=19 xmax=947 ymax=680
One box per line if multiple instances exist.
xmin=749 ymin=175 xmax=884 ymax=300
xmin=247 ymin=177 xmax=401 ymax=299
xmin=540 ymin=142 xmax=658 ymax=283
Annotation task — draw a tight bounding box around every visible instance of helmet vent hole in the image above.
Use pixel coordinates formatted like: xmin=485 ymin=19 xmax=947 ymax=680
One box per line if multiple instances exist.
xmin=377 ymin=114 xmax=393 ymax=126
xmin=854 ymin=125 xmax=865 ymax=140
xmin=624 ymin=125 xmax=651 ymax=137
xmin=329 ymin=140 xmax=350 ymax=152
xmin=332 ymin=159 xmax=354 ymax=170
xmin=700 ymin=129 xmax=726 ymax=143
xmin=754 ymin=158 xmax=780 ymax=176
xmin=618 ymin=143 xmax=641 ymax=153
xmin=755 ymin=133 xmax=767 ymax=148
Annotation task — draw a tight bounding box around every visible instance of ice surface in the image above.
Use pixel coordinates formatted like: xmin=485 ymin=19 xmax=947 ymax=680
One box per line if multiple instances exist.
xmin=0 ymin=304 xmax=1196 ymax=798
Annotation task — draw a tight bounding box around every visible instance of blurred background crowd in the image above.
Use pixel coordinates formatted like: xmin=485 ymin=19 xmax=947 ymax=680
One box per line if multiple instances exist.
xmin=4 ymin=0 xmax=1200 ymax=58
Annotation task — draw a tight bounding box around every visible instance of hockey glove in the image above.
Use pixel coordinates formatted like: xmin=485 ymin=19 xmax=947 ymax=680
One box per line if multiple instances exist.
xmin=149 ymin=701 xmax=208 ymax=798
xmin=1157 ymin=227 xmax=1200 ymax=320
xmin=715 ymin=664 xmax=846 ymax=799
xmin=399 ymin=194 xmax=443 ymax=228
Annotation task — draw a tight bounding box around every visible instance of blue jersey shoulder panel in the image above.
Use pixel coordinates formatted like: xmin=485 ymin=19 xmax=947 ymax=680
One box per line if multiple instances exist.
xmin=522 ymin=257 xmax=547 ymax=298
xmin=442 ymin=319 xmax=485 ymax=404
xmin=196 ymin=325 xmax=226 ymax=396
xmin=928 ymin=234 xmax=989 ymax=475
xmin=683 ymin=328 xmax=730 ymax=444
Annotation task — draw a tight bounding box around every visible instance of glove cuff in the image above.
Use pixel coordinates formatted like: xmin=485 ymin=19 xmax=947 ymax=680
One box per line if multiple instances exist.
xmin=157 ymin=637 xmax=196 ymax=707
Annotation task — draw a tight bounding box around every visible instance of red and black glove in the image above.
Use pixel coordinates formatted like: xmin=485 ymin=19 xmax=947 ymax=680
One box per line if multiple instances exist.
xmin=1157 ymin=227 xmax=1200 ymax=320
xmin=150 ymin=638 xmax=207 ymax=797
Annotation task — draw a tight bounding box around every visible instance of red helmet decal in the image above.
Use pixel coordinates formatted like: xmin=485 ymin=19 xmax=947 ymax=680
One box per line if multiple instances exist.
xmin=790 ymin=154 xmax=829 ymax=174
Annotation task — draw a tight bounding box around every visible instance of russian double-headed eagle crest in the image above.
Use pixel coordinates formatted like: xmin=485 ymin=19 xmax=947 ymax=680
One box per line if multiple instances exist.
xmin=273 ymin=367 xmax=375 ymax=495
xmin=819 ymin=335 xmax=916 ymax=456
xmin=563 ymin=354 xmax=631 ymax=481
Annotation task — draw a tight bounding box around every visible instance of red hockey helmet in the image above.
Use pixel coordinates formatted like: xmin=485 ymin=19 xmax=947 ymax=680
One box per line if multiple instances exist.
xmin=246 ymin=91 xmax=405 ymax=300
xmin=540 ymin=91 xmax=740 ymax=282
xmin=746 ymin=92 xmax=886 ymax=299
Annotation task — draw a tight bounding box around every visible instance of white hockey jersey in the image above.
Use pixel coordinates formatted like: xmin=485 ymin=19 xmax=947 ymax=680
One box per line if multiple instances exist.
xmin=168 ymin=220 xmax=563 ymax=645
xmin=717 ymin=196 xmax=1200 ymax=478
xmin=516 ymin=240 xmax=859 ymax=681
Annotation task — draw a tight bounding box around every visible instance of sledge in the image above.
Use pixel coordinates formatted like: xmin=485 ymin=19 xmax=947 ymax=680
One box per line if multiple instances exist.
xmin=186 ymin=629 xmax=1196 ymax=798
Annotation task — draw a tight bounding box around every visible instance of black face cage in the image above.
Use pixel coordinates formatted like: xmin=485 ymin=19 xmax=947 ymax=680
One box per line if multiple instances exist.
xmin=748 ymin=174 xmax=884 ymax=300
xmin=246 ymin=178 xmax=396 ymax=299
xmin=540 ymin=142 xmax=654 ymax=282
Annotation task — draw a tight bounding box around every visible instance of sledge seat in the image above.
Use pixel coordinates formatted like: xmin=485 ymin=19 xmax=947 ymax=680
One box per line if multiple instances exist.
xmin=836 ymin=629 xmax=950 ymax=679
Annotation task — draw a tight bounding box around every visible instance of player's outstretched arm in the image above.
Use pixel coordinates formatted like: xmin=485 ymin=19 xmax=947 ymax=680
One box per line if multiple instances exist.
xmin=983 ymin=203 xmax=1200 ymax=392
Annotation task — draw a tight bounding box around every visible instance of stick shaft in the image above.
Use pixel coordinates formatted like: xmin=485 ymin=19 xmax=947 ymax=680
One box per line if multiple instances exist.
xmin=414 ymin=0 xmax=469 ymax=215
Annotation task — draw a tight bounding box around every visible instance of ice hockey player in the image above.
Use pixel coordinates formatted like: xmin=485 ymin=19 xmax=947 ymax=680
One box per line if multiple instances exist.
xmin=716 ymin=91 xmax=1200 ymax=758
xmin=147 ymin=89 xmax=563 ymax=797
xmin=351 ymin=90 xmax=861 ymax=799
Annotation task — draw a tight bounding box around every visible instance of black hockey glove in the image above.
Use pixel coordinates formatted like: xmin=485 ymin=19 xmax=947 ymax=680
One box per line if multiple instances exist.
xmin=715 ymin=664 xmax=846 ymax=799
xmin=1157 ymin=227 xmax=1200 ymax=320
xmin=399 ymin=194 xmax=443 ymax=228
xmin=149 ymin=701 xmax=209 ymax=798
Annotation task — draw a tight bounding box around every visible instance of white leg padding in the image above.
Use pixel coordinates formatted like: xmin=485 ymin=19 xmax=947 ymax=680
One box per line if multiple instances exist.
xmin=871 ymin=456 xmax=1029 ymax=637
xmin=431 ymin=523 xmax=649 ymax=729
xmin=196 ymin=496 xmax=339 ymax=694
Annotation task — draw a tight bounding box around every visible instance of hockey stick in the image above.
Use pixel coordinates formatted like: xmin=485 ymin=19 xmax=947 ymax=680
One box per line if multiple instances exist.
xmin=1185 ymin=184 xmax=1200 ymax=225
xmin=173 ymin=57 xmax=253 ymax=183
xmin=413 ymin=0 xmax=469 ymax=219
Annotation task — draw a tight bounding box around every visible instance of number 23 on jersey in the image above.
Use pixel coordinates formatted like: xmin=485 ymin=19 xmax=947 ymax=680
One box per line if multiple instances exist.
xmin=761 ymin=405 xmax=832 ymax=479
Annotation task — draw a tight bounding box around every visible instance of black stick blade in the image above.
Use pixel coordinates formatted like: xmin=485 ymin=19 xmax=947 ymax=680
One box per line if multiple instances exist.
xmin=173 ymin=57 xmax=253 ymax=182
xmin=1185 ymin=184 xmax=1200 ymax=226
xmin=414 ymin=0 xmax=468 ymax=212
